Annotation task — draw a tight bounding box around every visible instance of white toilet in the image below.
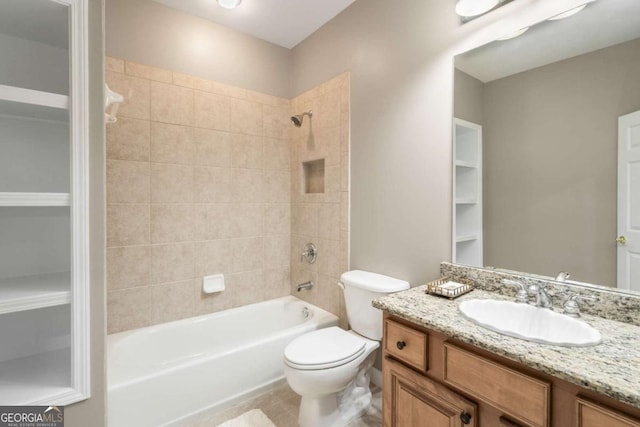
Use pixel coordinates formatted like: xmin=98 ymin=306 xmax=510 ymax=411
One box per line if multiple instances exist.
xmin=284 ymin=270 xmax=410 ymax=427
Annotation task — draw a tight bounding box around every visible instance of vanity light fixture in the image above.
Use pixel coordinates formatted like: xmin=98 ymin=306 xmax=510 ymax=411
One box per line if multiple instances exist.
xmin=455 ymin=0 xmax=500 ymax=18
xmin=496 ymin=26 xmax=530 ymax=41
xmin=547 ymin=3 xmax=590 ymax=21
xmin=216 ymin=0 xmax=241 ymax=10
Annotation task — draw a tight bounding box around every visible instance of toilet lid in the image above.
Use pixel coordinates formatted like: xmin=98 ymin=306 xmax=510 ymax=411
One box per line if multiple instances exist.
xmin=284 ymin=327 xmax=366 ymax=370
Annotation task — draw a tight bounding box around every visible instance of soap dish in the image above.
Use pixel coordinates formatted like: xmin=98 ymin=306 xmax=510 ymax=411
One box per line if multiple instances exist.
xmin=425 ymin=277 xmax=474 ymax=299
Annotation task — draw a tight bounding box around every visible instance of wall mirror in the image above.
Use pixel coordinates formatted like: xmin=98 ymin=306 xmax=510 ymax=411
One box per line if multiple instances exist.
xmin=453 ymin=0 xmax=640 ymax=294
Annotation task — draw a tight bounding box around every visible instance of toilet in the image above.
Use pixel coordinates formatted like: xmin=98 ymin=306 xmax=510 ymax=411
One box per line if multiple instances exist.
xmin=284 ymin=270 xmax=410 ymax=427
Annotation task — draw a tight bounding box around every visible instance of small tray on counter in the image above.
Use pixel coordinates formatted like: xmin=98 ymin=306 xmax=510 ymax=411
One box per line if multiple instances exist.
xmin=425 ymin=277 xmax=474 ymax=299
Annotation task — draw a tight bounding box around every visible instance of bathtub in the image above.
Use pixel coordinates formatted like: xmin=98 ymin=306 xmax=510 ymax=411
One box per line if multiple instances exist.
xmin=107 ymin=296 xmax=338 ymax=427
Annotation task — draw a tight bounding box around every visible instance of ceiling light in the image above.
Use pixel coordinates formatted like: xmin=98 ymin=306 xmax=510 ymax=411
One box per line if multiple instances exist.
xmin=455 ymin=0 xmax=500 ymax=18
xmin=496 ymin=26 xmax=530 ymax=41
xmin=217 ymin=0 xmax=242 ymax=9
xmin=548 ymin=3 xmax=590 ymax=21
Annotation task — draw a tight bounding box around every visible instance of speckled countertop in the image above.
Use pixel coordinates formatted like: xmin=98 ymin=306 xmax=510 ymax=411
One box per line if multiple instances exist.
xmin=373 ymin=286 xmax=640 ymax=409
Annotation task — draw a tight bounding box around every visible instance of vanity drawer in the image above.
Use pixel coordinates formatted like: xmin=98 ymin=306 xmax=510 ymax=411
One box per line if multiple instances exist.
xmin=576 ymin=398 xmax=640 ymax=427
xmin=384 ymin=319 xmax=428 ymax=371
xmin=443 ymin=343 xmax=550 ymax=427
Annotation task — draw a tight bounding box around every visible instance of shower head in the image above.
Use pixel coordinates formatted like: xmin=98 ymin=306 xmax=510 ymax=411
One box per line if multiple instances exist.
xmin=291 ymin=111 xmax=313 ymax=127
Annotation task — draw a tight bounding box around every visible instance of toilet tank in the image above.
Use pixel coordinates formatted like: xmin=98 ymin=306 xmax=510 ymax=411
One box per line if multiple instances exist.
xmin=341 ymin=270 xmax=410 ymax=340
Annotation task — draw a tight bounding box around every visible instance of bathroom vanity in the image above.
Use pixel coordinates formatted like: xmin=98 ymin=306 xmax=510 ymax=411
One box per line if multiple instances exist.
xmin=374 ymin=285 xmax=640 ymax=427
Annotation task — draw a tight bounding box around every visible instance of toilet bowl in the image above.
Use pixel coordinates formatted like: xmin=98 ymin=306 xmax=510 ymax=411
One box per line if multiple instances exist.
xmin=284 ymin=270 xmax=410 ymax=427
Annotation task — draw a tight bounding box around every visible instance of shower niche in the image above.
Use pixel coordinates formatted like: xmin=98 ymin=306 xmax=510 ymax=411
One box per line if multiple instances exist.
xmin=0 ymin=0 xmax=90 ymax=405
xmin=303 ymin=159 xmax=325 ymax=194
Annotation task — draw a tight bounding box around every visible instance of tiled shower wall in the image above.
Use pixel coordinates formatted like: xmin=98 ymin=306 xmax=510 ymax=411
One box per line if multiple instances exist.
xmin=290 ymin=73 xmax=350 ymax=324
xmin=105 ymin=57 xmax=292 ymax=334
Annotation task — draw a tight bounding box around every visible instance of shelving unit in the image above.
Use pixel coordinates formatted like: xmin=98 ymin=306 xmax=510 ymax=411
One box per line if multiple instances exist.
xmin=0 ymin=0 xmax=90 ymax=406
xmin=453 ymin=118 xmax=483 ymax=267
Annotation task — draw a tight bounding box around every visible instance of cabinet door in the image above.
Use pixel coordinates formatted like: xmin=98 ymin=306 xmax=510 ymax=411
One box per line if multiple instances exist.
xmin=384 ymin=357 xmax=477 ymax=427
xmin=577 ymin=398 xmax=640 ymax=427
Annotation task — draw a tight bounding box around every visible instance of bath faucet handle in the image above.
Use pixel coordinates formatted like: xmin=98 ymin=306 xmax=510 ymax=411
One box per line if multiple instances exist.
xmin=563 ymin=292 xmax=598 ymax=317
xmin=502 ymin=279 xmax=528 ymax=303
xmin=300 ymin=243 xmax=317 ymax=264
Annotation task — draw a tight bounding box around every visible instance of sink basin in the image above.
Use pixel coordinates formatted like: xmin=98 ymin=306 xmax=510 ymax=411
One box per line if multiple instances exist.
xmin=458 ymin=299 xmax=601 ymax=347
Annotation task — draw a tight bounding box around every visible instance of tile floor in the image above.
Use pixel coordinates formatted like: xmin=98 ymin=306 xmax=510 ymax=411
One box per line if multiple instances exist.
xmin=189 ymin=382 xmax=383 ymax=427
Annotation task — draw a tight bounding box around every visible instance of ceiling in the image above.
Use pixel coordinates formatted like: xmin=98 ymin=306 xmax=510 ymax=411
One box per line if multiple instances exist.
xmin=456 ymin=0 xmax=640 ymax=82
xmin=151 ymin=0 xmax=356 ymax=49
xmin=0 ymin=0 xmax=68 ymax=49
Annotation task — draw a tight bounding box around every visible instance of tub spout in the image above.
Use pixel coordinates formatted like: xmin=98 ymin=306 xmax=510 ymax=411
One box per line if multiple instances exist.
xmin=296 ymin=281 xmax=314 ymax=292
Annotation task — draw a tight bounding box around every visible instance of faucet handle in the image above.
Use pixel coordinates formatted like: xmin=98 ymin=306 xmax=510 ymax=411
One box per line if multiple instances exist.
xmin=502 ymin=279 xmax=529 ymax=303
xmin=563 ymin=292 xmax=597 ymax=317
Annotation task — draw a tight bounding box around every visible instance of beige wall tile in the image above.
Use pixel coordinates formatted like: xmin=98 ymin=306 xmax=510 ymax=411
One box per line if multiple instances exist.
xmin=263 ymin=137 xmax=290 ymax=171
xmin=231 ymin=168 xmax=263 ymax=203
xmin=150 ymin=81 xmax=194 ymax=126
xmin=231 ymin=237 xmax=264 ymax=273
xmin=325 ymin=165 xmax=341 ymax=203
xmin=106 ymin=117 xmax=150 ymax=161
xmin=150 ymin=243 xmax=195 ymax=284
xmin=264 ymin=268 xmax=290 ymax=300
xmin=317 ymin=203 xmax=340 ymax=240
xmin=151 ymin=280 xmax=196 ymax=324
xmin=209 ymin=81 xmax=247 ymax=99
xmin=292 ymin=203 xmax=318 ymax=237
xmin=194 ymin=204 xmax=233 ymax=240
xmin=316 ymin=273 xmax=342 ymax=315
xmin=299 ymin=127 xmax=340 ymax=166
xmin=105 ymin=71 xmax=150 ymax=120
xmin=107 ymin=160 xmax=150 ymax=204
xmin=229 ymin=270 xmax=265 ymax=307
xmin=107 ymin=204 xmax=150 ymax=247
xmin=314 ymin=91 xmax=341 ymax=131
xmin=290 ymin=268 xmax=319 ymax=305
xmin=126 ymin=61 xmax=172 ymax=83
xmin=340 ymin=231 xmax=350 ymax=274
xmin=264 ymin=203 xmax=290 ymax=236
xmin=231 ymin=134 xmax=263 ymax=169
xmin=230 ymin=98 xmax=262 ymax=135
xmin=247 ymin=90 xmax=290 ymax=107
xmin=193 ymin=128 xmax=233 ymax=167
xmin=264 ymin=235 xmax=290 ymax=268
xmin=150 ymin=122 xmax=194 ymax=164
xmin=317 ymin=238 xmax=341 ymax=278
xmin=172 ymin=72 xmax=213 ymax=92
xmin=340 ymin=192 xmax=349 ymax=232
xmin=194 ymin=281 xmax=232 ymax=315
xmin=194 ymin=240 xmax=232 ymax=278
xmin=151 ymin=163 xmax=194 ymax=203
xmin=107 ymin=246 xmax=150 ymax=291
xmin=194 ymin=91 xmax=230 ymax=131
xmin=263 ymin=170 xmax=290 ymax=203
xmin=341 ymin=122 xmax=350 ymax=153
xmin=230 ymin=203 xmax=264 ymax=238
xmin=107 ymin=287 xmax=153 ymax=334
xmin=195 ymin=166 xmax=232 ymax=203
xmin=263 ymin=104 xmax=290 ymax=140
xmin=105 ymin=56 xmax=124 ymax=73
xmin=341 ymin=151 xmax=349 ymax=191
xmin=150 ymin=204 xmax=195 ymax=243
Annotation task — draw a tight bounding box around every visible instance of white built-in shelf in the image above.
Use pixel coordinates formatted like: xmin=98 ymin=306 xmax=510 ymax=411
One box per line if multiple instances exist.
xmin=0 ymin=347 xmax=71 ymax=405
xmin=456 ymin=198 xmax=478 ymax=205
xmin=456 ymin=234 xmax=478 ymax=243
xmin=0 ymin=192 xmax=70 ymax=207
xmin=455 ymin=160 xmax=478 ymax=168
xmin=0 ymin=272 xmax=71 ymax=315
xmin=0 ymin=84 xmax=69 ymax=122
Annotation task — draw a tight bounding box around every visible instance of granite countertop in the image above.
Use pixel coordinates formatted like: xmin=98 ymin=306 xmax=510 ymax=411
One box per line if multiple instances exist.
xmin=373 ymin=286 xmax=640 ymax=409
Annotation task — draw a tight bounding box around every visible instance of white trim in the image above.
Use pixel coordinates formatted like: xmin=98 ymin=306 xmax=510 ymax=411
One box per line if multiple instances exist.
xmin=0 ymin=192 xmax=70 ymax=206
xmin=0 ymin=84 xmax=68 ymax=109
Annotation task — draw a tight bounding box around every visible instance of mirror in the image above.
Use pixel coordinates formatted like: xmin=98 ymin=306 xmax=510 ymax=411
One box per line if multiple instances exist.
xmin=453 ymin=0 xmax=640 ymax=293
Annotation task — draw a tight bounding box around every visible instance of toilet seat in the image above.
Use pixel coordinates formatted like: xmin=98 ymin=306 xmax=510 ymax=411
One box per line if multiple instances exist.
xmin=285 ymin=327 xmax=367 ymax=370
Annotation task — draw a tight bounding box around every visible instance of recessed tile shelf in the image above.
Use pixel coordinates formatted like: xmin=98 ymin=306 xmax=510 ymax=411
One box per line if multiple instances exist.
xmin=0 ymin=192 xmax=71 ymax=207
xmin=0 ymin=272 xmax=71 ymax=315
xmin=303 ymin=159 xmax=325 ymax=194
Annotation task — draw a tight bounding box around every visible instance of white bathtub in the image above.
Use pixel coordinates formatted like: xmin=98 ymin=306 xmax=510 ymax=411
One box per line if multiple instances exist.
xmin=107 ymin=296 xmax=338 ymax=427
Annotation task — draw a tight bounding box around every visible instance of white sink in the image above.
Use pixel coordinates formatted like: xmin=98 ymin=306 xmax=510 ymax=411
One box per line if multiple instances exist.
xmin=458 ymin=299 xmax=602 ymax=347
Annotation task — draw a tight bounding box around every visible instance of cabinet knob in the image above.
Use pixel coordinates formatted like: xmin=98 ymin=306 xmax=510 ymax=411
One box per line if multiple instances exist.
xmin=396 ymin=341 xmax=406 ymax=350
xmin=460 ymin=411 xmax=472 ymax=425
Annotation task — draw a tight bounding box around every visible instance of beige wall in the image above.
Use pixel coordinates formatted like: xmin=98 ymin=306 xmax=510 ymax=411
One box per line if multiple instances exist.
xmin=482 ymin=38 xmax=640 ymax=287
xmin=105 ymin=57 xmax=292 ymax=333
xmin=454 ymin=69 xmax=484 ymax=126
xmin=65 ymin=0 xmax=105 ymax=425
xmin=290 ymin=73 xmax=350 ymax=323
xmin=290 ymin=0 xmax=588 ymax=285
xmin=105 ymin=0 xmax=291 ymax=98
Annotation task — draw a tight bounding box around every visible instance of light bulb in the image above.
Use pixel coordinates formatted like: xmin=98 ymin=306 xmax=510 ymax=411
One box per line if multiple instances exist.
xmin=217 ymin=0 xmax=242 ymax=10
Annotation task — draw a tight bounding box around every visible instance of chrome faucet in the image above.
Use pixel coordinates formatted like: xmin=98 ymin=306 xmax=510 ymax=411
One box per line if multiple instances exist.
xmin=502 ymin=279 xmax=529 ymax=303
xmin=296 ymin=281 xmax=314 ymax=292
xmin=527 ymin=283 xmax=552 ymax=308
xmin=555 ymin=271 xmax=571 ymax=282
xmin=563 ymin=292 xmax=597 ymax=317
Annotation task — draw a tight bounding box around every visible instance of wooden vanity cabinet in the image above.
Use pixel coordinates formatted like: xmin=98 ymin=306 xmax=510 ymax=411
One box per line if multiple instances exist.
xmin=382 ymin=314 xmax=640 ymax=427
